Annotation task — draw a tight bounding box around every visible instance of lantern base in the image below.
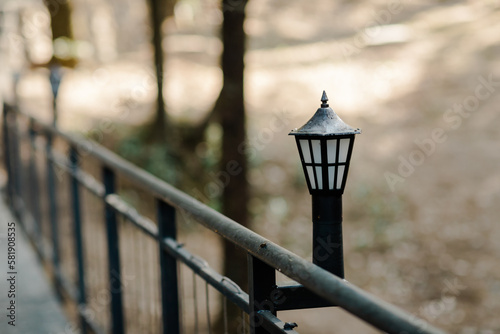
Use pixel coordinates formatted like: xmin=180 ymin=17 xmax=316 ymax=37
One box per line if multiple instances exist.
xmin=312 ymin=195 xmax=344 ymax=278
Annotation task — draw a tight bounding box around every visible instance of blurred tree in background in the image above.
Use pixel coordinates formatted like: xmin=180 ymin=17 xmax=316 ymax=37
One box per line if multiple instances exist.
xmin=215 ymin=0 xmax=250 ymax=330
xmin=41 ymin=0 xmax=249 ymax=330
xmin=145 ymin=0 xmax=251 ymax=329
xmin=146 ymin=0 xmax=176 ymax=141
xmin=44 ymin=0 xmax=77 ymax=67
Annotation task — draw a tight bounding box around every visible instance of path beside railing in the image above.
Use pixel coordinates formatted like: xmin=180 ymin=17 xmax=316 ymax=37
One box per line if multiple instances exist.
xmin=0 ymin=191 xmax=69 ymax=334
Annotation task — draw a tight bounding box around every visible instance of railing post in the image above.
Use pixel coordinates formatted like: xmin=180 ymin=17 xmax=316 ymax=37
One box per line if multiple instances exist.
xmin=28 ymin=119 xmax=43 ymax=255
xmin=47 ymin=132 xmax=62 ymax=298
xmin=248 ymin=255 xmax=276 ymax=334
xmin=69 ymin=147 xmax=88 ymax=334
xmin=157 ymin=199 xmax=180 ymax=334
xmin=103 ymin=166 xmax=125 ymax=334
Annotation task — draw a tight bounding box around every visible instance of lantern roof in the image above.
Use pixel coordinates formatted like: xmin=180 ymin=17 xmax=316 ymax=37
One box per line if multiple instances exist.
xmin=289 ymin=91 xmax=361 ymax=136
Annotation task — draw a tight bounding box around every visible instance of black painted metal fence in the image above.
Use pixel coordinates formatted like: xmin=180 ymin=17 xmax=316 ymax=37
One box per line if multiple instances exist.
xmin=1 ymin=102 xmax=446 ymax=334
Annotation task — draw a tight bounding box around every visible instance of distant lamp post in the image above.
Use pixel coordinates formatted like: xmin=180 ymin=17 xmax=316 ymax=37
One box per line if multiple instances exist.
xmin=49 ymin=65 xmax=63 ymax=126
xmin=290 ymin=91 xmax=361 ymax=278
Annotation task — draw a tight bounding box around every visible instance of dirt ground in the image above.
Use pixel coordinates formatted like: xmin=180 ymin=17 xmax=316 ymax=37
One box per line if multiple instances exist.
xmin=3 ymin=0 xmax=500 ymax=333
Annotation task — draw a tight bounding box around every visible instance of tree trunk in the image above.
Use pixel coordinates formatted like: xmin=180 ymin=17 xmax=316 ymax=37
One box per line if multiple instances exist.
xmin=217 ymin=0 xmax=250 ymax=330
xmin=45 ymin=0 xmax=76 ymax=68
xmin=147 ymin=0 xmax=168 ymax=141
xmin=48 ymin=1 xmax=72 ymax=40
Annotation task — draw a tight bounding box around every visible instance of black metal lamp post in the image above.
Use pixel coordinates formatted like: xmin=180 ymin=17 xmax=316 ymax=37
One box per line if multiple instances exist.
xmin=289 ymin=91 xmax=361 ymax=278
xmin=49 ymin=65 xmax=62 ymax=126
xmin=246 ymin=92 xmax=361 ymax=331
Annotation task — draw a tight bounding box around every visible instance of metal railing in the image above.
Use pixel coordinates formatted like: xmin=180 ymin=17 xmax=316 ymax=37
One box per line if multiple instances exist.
xmin=1 ymin=102 xmax=446 ymax=334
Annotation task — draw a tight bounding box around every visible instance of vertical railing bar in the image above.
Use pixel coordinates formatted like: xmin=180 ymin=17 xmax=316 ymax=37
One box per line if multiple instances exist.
xmin=179 ymin=264 xmax=186 ymax=334
xmin=28 ymin=119 xmax=44 ymax=257
xmin=69 ymin=146 xmax=88 ymax=334
xmin=156 ymin=249 xmax=163 ymax=332
xmin=103 ymin=166 xmax=125 ymax=334
xmin=98 ymin=199 xmax=109 ymax=328
xmin=241 ymin=309 xmax=246 ymax=334
xmin=138 ymin=227 xmax=146 ymax=331
xmin=148 ymin=239 xmax=157 ymax=334
xmin=2 ymin=103 xmax=14 ymax=204
xmin=148 ymin=236 xmax=155 ymax=334
xmin=46 ymin=132 xmax=61 ymax=298
xmin=25 ymin=121 xmax=34 ymax=235
xmin=223 ymin=296 xmax=228 ymax=334
xmin=147 ymin=230 xmax=154 ymax=333
xmin=205 ymin=282 xmax=212 ymax=334
xmin=10 ymin=108 xmax=22 ymax=218
xmin=148 ymin=238 xmax=161 ymax=334
xmin=130 ymin=222 xmax=139 ymax=331
xmin=157 ymin=198 xmax=180 ymax=334
xmin=193 ymin=272 xmax=199 ymax=334
xmin=143 ymin=232 xmax=149 ymax=333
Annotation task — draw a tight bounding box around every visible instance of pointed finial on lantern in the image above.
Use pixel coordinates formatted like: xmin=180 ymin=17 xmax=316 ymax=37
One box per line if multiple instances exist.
xmin=321 ymin=91 xmax=329 ymax=108
xmin=289 ymin=91 xmax=360 ymax=136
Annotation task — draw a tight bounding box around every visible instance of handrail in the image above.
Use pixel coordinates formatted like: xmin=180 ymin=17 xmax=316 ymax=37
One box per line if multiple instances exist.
xmin=16 ymin=108 xmax=446 ymax=334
